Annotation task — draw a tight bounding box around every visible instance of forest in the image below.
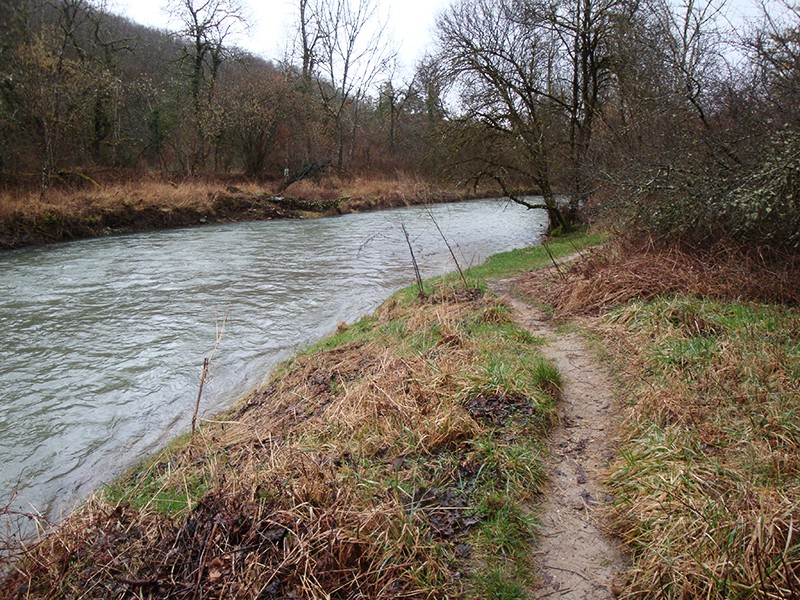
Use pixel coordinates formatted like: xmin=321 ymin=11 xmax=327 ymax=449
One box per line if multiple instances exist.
xmin=0 ymin=0 xmax=799 ymax=250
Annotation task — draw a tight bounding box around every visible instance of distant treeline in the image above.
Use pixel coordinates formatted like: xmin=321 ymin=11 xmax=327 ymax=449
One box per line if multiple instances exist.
xmin=0 ymin=0 xmax=450 ymax=185
xmin=1 ymin=0 xmax=799 ymax=250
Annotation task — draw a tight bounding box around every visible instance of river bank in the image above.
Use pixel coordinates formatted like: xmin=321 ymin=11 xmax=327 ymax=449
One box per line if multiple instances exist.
xmin=0 ymin=174 xmax=506 ymax=250
xmin=3 ymin=232 xmax=798 ymax=599
xmin=0 ymin=199 xmax=549 ymax=541
xmin=0 ymin=232 xmax=604 ymax=598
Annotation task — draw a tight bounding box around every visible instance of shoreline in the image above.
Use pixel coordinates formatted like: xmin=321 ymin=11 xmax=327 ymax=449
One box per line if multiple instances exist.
xmin=1 ymin=233 xmax=603 ymax=598
xmin=0 ymin=179 xmax=518 ymax=250
xmin=2 ymin=232 xmax=797 ymax=598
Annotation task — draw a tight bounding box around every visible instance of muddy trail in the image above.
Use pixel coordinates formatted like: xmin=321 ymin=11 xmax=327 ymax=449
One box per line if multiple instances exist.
xmin=491 ymin=278 xmax=627 ymax=598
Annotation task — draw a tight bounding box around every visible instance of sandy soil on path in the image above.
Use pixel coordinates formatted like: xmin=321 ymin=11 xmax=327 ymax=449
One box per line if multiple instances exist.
xmin=491 ymin=278 xmax=627 ymax=599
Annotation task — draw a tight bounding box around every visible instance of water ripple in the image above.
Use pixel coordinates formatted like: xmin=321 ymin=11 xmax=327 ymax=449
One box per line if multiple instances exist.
xmin=0 ymin=199 xmax=547 ymax=524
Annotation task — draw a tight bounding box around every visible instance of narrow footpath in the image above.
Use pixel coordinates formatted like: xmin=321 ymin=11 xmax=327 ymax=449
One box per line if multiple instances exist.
xmin=492 ymin=279 xmax=627 ymax=599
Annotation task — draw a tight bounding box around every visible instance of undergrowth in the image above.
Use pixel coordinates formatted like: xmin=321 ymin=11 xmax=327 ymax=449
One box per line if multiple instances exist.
xmin=519 ymin=238 xmax=800 ymax=315
xmin=599 ymin=295 xmax=800 ymax=598
xmin=0 ymin=279 xmax=560 ymax=599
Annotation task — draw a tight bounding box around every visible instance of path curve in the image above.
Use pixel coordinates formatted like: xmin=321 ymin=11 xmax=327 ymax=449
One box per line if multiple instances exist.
xmin=492 ymin=278 xmax=626 ymax=598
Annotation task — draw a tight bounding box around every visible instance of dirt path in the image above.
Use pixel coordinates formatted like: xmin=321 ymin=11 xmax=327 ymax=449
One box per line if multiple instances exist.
xmin=491 ymin=278 xmax=626 ymax=599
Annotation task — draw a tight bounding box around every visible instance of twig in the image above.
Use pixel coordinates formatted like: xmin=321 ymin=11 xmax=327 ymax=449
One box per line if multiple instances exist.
xmin=567 ymin=237 xmax=587 ymax=260
xmin=401 ymin=223 xmax=426 ymax=298
xmin=542 ymin=563 xmax=594 ymax=582
xmin=542 ymin=242 xmax=567 ymax=282
xmin=424 ymin=206 xmax=469 ymax=287
xmin=191 ymin=358 xmax=209 ymax=438
xmin=191 ymin=306 xmax=229 ymax=438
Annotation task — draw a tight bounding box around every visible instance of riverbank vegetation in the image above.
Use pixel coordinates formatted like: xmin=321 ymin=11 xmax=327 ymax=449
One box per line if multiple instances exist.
xmin=518 ymin=238 xmax=800 ymax=598
xmin=0 ymin=237 xmax=608 ymax=598
xmin=0 ymin=174 xmax=487 ymax=248
xmin=2 ymin=0 xmax=800 ymax=594
xmin=2 ymin=229 xmax=799 ymax=597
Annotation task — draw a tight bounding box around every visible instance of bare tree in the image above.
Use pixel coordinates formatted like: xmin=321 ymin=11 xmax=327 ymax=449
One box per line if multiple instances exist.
xmin=436 ymin=0 xmax=569 ymax=229
xmin=746 ymin=0 xmax=800 ymax=124
xmin=377 ymin=61 xmax=419 ymax=153
xmin=537 ymin=0 xmax=625 ymax=221
xmin=313 ymin=0 xmax=395 ymax=169
xmin=296 ymin=0 xmax=321 ymax=86
xmin=649 ymin=0 xmax=729 ymax=129
xmin=169 ymin=0 xmax=246 ymax=173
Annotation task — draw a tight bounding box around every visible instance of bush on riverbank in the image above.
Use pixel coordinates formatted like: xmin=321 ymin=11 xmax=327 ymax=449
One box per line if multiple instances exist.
xmin=595 ymin=130 xmax=800 ymax=257
xmin=517 ymin=238 xmax=800 ymax=314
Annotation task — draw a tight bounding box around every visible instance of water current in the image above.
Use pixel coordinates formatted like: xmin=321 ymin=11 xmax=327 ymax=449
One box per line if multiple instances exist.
xmin=0 ymin=198 xmax=548 ymax=527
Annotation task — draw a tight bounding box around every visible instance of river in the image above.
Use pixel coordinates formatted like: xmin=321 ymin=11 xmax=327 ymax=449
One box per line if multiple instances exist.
xmin=0 ymin=198 xmax=547 ymax=530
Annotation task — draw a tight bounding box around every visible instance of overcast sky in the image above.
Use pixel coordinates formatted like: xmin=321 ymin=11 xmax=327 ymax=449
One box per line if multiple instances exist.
xmin=107 ymin=0 xmax=765 ymax=76
xmin=107 ymin=0 xmax=453 ymax=73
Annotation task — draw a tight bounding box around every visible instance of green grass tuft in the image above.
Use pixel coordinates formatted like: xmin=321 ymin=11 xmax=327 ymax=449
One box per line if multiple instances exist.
xmin=603 ymin=294 xmax=800 ymax=598
xmin=465 ymin=231 xmax=605 ymax=279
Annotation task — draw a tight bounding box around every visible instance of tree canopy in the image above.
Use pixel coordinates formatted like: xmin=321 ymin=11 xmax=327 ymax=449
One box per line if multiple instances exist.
xmin=1 ymin=0 xmax=798 ymax=250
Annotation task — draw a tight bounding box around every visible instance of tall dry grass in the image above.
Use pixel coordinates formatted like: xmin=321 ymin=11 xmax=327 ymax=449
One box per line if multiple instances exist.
xmin=0 ymin=173 xmax=481 ymax=248
xmin=517 ymin=238 xmax=800 ymax=316
xmin=599 ymin=296 xmax=800 ymax=598
xmin=515 ymin=240 xmax=800 ymax=598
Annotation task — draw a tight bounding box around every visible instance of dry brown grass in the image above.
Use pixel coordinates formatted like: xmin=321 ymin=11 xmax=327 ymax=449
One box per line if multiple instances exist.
xmin=285 ymin=173 xmax=482 ymax=212
xmin=0 ymin=173 xmax=481 ymax=248
xmin=517 ymin=238 xmax=800 ymax=318
xmin=1 ymin=282 xmax=558 ymax=599
xmin=512 ymin=239 xmax=800 ymax=598
xmin=597 ymin=296 xmax=800 ymax=598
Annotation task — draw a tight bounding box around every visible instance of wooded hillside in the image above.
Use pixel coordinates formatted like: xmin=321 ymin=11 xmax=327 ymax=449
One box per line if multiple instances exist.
xmin=1 ymin=0 xmax=798 ymax=250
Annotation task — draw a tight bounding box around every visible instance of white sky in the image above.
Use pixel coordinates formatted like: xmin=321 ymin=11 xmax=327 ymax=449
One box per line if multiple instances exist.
xmin=107 ymin=0 xmax=765 ymax=76
xmin=107 ymin=0 xmax=453 ymax=75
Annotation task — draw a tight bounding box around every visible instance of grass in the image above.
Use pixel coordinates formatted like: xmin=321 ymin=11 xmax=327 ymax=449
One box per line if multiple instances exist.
xmin=464 ymin=230 xmax=606 ymax=280
xmin=599 ymin=294 xmax=800 ymax=598
xmin=0 ymin=173 xmax=490 ymax=248
xmin=0 ymin=270 xmax=568 ymax=598
xmin=499 ymin=237 xmax=799 ymax=598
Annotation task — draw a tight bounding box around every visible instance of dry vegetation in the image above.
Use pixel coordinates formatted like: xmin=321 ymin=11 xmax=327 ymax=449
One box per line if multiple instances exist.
xmin=6 ymin=229 xmax=796 ymax=598
xmin=0 ymin=174 xmax=488 ymax=249
xmin=518 ymin=238 xmax=800 ymax=316
xmin=517 ymin=239 xmax=800 ymax=598
xmin=601 ymin=295 xmax=800 ymax=598
xmin=0 ymin=279 xmax=560 ymax=599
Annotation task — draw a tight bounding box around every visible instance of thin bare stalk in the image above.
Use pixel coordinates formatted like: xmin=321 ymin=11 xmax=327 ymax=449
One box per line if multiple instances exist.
xmin=542 ymin=242 xmax=567 ymax=282
xmin=567 ymin=237 xmax=587 ymax=260
xmin=401 ymin=223 xmax=425 ymax=298
xmin=425 ymin=206 xmax=469 ymax=288
xmin=191 ymin=358 xmax=209 ymax=438
xmin=191 ymin=307 xmax=229 ymax=437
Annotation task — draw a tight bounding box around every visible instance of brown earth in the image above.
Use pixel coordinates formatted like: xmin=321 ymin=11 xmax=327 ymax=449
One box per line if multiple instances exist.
xmin=0 ymin=190 xmax=478 ymax=250
xmin=491 ymin=277 xmax=628 ymax=598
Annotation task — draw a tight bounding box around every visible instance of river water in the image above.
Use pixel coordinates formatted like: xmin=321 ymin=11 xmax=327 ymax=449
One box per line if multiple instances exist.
xmin=0 ymin=198 xmax=547 ymax=527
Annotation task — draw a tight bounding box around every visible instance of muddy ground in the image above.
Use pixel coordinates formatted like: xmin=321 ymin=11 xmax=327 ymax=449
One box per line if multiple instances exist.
xmin=492 ymin=278 xmax=627 ymax=598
